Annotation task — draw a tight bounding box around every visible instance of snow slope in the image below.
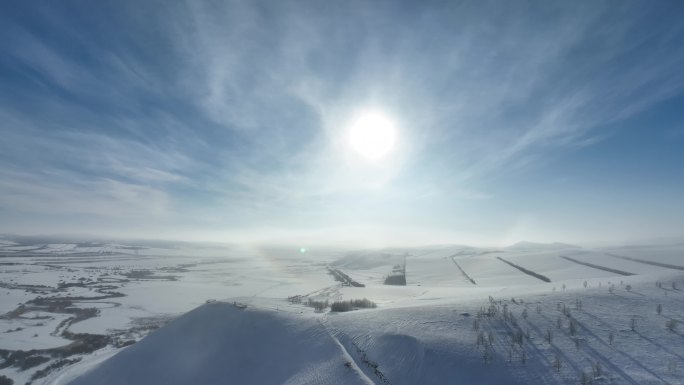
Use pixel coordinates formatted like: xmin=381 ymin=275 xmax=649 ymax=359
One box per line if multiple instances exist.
xmin=66 ymin=302 xmax=372 ymax=385
xmin=65 ymin=278 xmax=684 ymax=385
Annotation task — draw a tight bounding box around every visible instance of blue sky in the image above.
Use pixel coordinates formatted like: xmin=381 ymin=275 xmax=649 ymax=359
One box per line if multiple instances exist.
xmin=1 ymin=0 xmax=683 ymax=246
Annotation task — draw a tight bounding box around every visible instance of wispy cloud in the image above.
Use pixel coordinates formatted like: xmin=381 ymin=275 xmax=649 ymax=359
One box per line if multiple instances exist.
xmin=0 ymin=0 xmax=682 ymax=242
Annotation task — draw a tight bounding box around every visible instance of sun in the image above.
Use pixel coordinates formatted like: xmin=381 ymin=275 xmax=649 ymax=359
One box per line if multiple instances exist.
xmin=348 ymin=112 xmax=397 ymax=160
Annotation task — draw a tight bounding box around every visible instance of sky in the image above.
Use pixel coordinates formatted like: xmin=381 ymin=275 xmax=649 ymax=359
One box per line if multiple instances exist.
xmin=1 ymin=0 xmax=683 ymax=247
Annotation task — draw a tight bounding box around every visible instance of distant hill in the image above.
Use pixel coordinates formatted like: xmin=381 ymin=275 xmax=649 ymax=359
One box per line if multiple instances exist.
xmin=506 ymin=241 xmax=581 ymax=250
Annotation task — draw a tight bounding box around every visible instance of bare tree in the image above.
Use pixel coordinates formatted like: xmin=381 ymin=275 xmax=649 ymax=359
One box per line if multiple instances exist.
xmin=580 ymin=371 xmax=589 ymax=385
xmin=569 ymin=319 xmax=577 ymax=336
xmin=666 ymin=319 xmax=678 ymax=333
xmin=482 ymin=345 xmax=494 ymax=364
xmin=554 ymin=353 xmax=562 ymax=372
xmin=544 ymin=329 xmax=553 ymax=344
xmin=591 ymin=361 xmax=602 ymax=378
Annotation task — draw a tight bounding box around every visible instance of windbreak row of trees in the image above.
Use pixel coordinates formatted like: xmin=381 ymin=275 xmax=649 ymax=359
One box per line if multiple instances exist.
xmin=299 ymin=297 xmax=378 ymax=312
xmin=330 ymin=298 xmax=377 ymax=312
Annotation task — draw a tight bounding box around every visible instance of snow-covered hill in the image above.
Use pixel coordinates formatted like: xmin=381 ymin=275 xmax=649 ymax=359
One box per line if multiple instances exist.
xmin=64 ymin=275 xmax=684 ymax=385
xmin=1 ymin=238 xmax=683 ymax=385
xmin=66 ymin=302 xmax=372 ymax=385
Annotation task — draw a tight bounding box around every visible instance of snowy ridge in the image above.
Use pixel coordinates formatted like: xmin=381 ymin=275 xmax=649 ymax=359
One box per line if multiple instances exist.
xmin=66 ymin=302 xmax=372 ymax=385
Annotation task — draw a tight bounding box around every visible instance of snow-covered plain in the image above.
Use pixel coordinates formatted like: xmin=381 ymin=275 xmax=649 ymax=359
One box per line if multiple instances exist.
xmin=0 ymin=238 xmax=683 ymax=385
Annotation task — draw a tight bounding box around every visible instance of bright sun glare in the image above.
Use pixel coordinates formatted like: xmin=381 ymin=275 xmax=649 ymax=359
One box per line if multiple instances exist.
xmin=348 ymin=112 xmax=397 ymax=160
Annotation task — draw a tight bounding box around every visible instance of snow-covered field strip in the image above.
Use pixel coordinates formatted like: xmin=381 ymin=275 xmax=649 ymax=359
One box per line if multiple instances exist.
xmin=0 ymin=239 xmax=683 ymax=384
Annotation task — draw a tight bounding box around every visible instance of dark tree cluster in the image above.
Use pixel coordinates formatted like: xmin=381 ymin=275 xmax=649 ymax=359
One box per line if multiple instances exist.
xmin=330 ymin=298 xmax=377 ymax=312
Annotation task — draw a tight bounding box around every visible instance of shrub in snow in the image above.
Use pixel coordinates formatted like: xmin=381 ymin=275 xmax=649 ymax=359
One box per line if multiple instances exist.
xmin=30 ymin=358 xmax=82 ymax=382
xmin=553 ymin=354 xmax=562 ymax=372
xmin=569 ymin=319 xmax=577 ymax=336
xmin=476 ymin=330 xmax=486 ymax=347
xmin=544 ymin=329 xmax=553 ymax=344
xmin=666 ymin=319 xmax=678 ymax=333
xmin=591 ymin=361 xmax=602 ymax=378
xmin=482 ymin=345 xmax=495 ymax=364
xmin=511 ymin=329 xmax=524 ymax=346
xmin=19 ymin=355 xmax=50 ymax=370
xmin=580 ymin=371 xmax=589 ymax=385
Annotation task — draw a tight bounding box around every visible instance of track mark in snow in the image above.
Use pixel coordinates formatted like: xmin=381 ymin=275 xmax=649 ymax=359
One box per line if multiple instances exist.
xmin=496 ymin=257 xmax=551 ymax=283
xmin=571 ymin=315 xmax=666 ymax=385
xmin=559 ymin=255 xmax=636 ymax=276
xmin=449 ymin=256 xmax=476 ymax=285
xmin=605 ymin=253 xmax=684 ymax=271
xmin=317 ymin=319 xmax=378 ymax=385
